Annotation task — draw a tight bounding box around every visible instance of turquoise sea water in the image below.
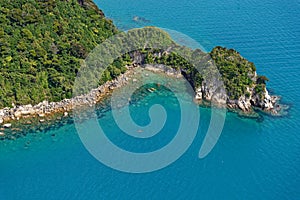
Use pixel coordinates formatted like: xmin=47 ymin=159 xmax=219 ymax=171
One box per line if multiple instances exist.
xmin=1 ymin=0 xmax=300 ymax=199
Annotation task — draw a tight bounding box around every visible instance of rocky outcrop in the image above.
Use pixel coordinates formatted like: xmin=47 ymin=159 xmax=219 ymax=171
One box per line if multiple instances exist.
xmin=196 ymin=79 xmax=227 ymax=105
xmin=194 ymin=46 xmax=285 ymax=116
xmin=195 ymin=80 xmax=282 ymax=115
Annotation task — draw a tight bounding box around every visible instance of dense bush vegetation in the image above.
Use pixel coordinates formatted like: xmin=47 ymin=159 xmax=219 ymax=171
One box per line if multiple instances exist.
xmin=0 ymin=0 xmax=117 ymax=107
xmin=134 ymin=46 xmax=266 ymax=100
xmin=141 ymin=49 xmax=204 ymax=88
xmin=0 ymin=0 xmax=268 ymax=108
xmin=210 ymin=46 xmax=266 ymax=99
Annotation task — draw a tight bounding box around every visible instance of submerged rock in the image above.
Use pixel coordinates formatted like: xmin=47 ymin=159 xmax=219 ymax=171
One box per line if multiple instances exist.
xmin=132 ymin=16 xmax=150 ymax=23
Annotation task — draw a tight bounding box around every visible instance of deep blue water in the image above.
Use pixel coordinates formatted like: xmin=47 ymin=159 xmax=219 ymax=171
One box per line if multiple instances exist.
xmin=1 ymin=0 xmax=300 ymax=199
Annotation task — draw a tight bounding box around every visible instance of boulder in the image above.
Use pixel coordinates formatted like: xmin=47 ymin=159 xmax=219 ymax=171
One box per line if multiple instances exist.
xmin=195 ymin=88 xmax=202 ymax=100
xmin=38 ymin=113 xmax=45 ymax=117
xmin=21 ymin=109 xmax=35 ymax=115
xmin=263 ymin=99 xmax=274 ymax=110
xmin=195 ymin=93 xmax=202 ymax=100
xmin=237 ymin=96 xmax=252 ymax=112
xmin=3 ymin=123 xmax=12 ymax=128
xmin=14 ymin=111 xmax=22 ymax=118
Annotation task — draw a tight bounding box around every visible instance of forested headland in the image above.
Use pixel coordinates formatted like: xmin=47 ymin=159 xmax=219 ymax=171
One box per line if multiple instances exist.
xmin=0 ymin=0 xmax=278 ymax=115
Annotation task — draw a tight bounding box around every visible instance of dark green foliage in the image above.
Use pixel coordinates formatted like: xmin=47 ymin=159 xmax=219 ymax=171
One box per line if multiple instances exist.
xmin=0 ymin=1 xmax=270 ymax=108
xmin=72 ymin=27 xmax=179 ymax=95
xmin=141 ymin=50 xmax=204 ymax=88
xmin=254 ymin=84 xmax=265 ymax=94
xmin=257 ymin=75 xmax=269 ymax=84
xmin=141 ymin=46 xmax=268 ymax=100
xmin=210 ymin=47 xmax=260 ymax=99
xmin=0 ymin=0 xmax=117 ymax=107
xmin=98 ymin=56 xmax=129 ymax=85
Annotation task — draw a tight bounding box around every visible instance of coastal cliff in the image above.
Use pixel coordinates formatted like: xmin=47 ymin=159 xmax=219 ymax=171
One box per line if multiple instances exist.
xmin=205 ymin=47 xmax=280 ymax=115
xmin=127 ymin=47 xmax=282 ymax=116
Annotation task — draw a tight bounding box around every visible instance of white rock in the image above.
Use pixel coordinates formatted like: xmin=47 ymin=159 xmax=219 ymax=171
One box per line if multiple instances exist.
xmin=14 ymin=111 xmax=22 ymax=118
xmin=64 ymin=112 xmax=68 ymax=117
xmin=196 ymin=88 xmax=202 ymax=93
xmin=0 ymin=132 xmax=5 ymax=136
xmin=264 ymin=100 xmax=274 ymax=110
xmin=21 ymin=110 xmax=34 ymax=115
xmin=0 ymin=118 xmax=3 ymax=124
xmin=25 ymin=104 xmax=33 ymax=108
xmin=3 ymin=123 xmax=12 ymax=128
xmin=195 ymin=92 xmax=202 ymax=100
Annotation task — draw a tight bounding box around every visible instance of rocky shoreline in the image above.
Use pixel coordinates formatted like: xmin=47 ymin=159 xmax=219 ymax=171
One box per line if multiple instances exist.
xmin=0 ymin=66 xmax=136 ymax=135
xmin=147 ymin=61 xmax=285 ymax=116
xmin=0 ymin=64 xmax=182 ymax=125
xmin=194 ymin=79 xmax=284 ymax=117
xmin=0 ymin=64 xmax=286 ymax=138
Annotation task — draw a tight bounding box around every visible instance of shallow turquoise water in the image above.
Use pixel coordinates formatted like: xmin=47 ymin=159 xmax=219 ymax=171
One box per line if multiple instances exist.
xmin=1 ymin=0 xmax=300 ymax=199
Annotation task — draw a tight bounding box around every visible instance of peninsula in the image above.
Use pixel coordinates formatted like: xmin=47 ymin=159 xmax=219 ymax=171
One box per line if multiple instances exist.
xmin=0 ymin=0 xmax=284 ymax=134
